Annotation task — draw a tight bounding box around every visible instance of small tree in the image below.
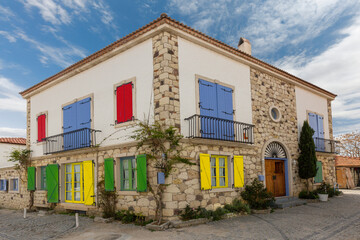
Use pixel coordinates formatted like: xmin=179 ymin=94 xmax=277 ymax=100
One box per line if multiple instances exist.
xmin=298 ymin=121 xmax=317 ymax=193
xmin=132 ymin=121 xmax=194 ymax=224
xmin=8 ymin=149 xmax=34 ymax=209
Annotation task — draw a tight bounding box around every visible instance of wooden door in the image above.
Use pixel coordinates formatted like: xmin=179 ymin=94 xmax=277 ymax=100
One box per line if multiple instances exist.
xmin=336 ymin=168 xmax=347 ymax=189
xmin=265 ymin=159 xmax=286 ymax=197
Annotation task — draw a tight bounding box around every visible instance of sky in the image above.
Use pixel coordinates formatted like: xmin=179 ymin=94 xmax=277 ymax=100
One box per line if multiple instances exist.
xmin=0 ymin=0 xmax=359 ymax=137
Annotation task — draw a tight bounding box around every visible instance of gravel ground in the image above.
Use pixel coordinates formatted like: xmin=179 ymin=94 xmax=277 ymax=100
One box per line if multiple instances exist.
xmin=1 ymin=189 xmax=359 ymax=240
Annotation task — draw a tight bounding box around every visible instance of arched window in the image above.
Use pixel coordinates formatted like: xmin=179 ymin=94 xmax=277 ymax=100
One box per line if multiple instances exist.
xmin=265 ymin=142 xmax=287 ymax=158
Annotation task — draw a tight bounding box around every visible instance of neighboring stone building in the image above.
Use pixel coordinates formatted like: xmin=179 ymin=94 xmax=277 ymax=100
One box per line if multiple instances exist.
xmin=11 ymin=14 xmax=338 ymax=218
xmin=336 ymin=156 xmax=360 ymax=189
xmin=0 ymin=138 xmax=27 ymax=208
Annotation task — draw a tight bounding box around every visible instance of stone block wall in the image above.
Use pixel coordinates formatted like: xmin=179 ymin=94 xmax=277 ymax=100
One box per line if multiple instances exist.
xmin=0 ymin=167 xmax=29 ymax=209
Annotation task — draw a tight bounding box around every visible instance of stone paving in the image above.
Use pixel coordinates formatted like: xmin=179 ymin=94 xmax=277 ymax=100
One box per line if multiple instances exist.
xmin=1 ymin=190 xmax=360 ymax=240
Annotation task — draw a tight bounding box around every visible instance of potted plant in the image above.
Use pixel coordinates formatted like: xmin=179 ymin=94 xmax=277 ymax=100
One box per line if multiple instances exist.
xmin=317 ymin=182 xmax=329 ymax=202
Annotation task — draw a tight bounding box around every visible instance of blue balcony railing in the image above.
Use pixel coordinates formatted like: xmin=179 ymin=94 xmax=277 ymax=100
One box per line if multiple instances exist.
xmin=43 ymin=128 xmax=101 ymax=155
xmin=185 ymin=114 xmax=254 ymax=144
xmin=314 ymin=137 xmax=340 ymax=154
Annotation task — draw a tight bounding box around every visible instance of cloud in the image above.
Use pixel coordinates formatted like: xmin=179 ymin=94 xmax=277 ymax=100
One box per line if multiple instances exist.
xmin=0 ymin=77 xmax=26 ymax=112
xmin=274 ymin=15 xmax=360 ymax=134
xmin=0 ymin=4 xmax=15 ymax=21
xmin=0 ymin=30 xmax=17 ymax=43
xmin=21 ymin=0 xmax=71 ymax=25
xmin=0 ymin=127 xmax=26 ymax=137
xmin=16 ymin=30 xmax=87 ymax=68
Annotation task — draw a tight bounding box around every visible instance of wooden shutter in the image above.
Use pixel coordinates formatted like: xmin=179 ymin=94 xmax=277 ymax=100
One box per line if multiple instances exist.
xmin=83 ymin=160 xmax=95 ymax=205
xmin=77 ymin=98 xmax=92 ymax=147
xmin=314 ymin=161 xmax=323 ymax=183
xmin=46 ymin=164 xmax=59 ymax=203
xmin=200 ymin=153 xmax=211 ymax=190
xmin=104 ymin=158 xmax=114 ymax=191
xmin=199 ymin=79 xmax=217 ymax=118
xmin=27 ymin=167 xmax=36 ymax=190
xmin=216 ymin=84 xmax=234 ymax=140
xmin=37 ymin=114 xmax=46 ymax=142
xmin=233 ymin=156 xmax=244 ymax=188
xmin=308 ymin=113 xmax=318 ymax=137
xmin=136 ymin=154 xmax=147 ymax=192
xmin=123 ymin=83 xmax=133 ymax=122
xmin=317 ymin=115 xmax=325 ymax=151
xmin=63 ymin=103 xmax=77 ymax=150
xmin=117 ymin=83 xmax=133 ymax=123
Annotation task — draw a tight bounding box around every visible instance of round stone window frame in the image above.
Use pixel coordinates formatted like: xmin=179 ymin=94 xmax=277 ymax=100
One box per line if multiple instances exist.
xmin=269 ymin=106 xmax=281 ymax=122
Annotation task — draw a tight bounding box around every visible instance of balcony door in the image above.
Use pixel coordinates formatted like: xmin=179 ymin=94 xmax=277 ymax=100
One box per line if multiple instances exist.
xmin=198 ymin=79 xmax=234 ymax=140
xmin=63 ymin=97 xmax=91 ymax=151
xmin=308 ymin=112 xmax=325 ymax=151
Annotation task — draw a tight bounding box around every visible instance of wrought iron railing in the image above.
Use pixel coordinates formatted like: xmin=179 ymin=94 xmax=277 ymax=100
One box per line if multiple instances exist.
xmin=185 ymin=114 xmax=254 ymax=144
xmin=314 ymin=137 xmax=340 ymax=154
xmin=43 ymin=128 xmax=101 ymax=155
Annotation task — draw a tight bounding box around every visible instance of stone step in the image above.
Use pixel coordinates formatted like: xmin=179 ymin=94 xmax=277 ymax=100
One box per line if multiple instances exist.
xmin=274 ymin=196 xmax=300 ymax=203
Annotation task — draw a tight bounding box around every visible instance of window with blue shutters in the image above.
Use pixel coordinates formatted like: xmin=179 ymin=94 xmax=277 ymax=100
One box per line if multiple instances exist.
xmin=308 ymin=112 xmax=325 ymax=151
xmin=198 ymin=78 xmax=234 ymax=140
xmin=63 ymin=97 xmax=92 ymax=150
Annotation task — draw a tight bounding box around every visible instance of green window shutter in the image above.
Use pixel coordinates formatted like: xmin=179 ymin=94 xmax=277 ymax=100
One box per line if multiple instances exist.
xmin=46 ymin=164 xmax=59 ymax=203
xmin=104 ymin=158 xmax=114 ymax=191
xmin=27 ymin=167 xmax=36 ymax=191
xmin=314 ymin=161 xmax=323 ymax=183
xmin=136 ymin=154 xmax=147 ymax=192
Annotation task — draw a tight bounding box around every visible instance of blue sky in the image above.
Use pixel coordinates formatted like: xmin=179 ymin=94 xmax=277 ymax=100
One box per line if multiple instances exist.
xmin=0 ymin=0 xmax=359 ymax=137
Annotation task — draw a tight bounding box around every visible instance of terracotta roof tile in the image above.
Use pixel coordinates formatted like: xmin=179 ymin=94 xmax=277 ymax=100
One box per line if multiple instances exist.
xmin=335 ymin=156 xmax=360 ymax=167
xmin=20 ymin=13 xmax=337 ymax=99
xmin=0 ymin=137 xmax=26 ymax=145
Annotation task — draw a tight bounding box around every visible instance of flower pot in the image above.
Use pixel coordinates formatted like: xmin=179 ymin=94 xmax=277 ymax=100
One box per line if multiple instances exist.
xmin=318 ymin=193 xmax=328 ymax=202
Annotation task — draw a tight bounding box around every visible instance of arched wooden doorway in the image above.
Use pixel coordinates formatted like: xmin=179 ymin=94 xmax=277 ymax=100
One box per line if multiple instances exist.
xmin=264 ymin=142 xmax=289 ymax=197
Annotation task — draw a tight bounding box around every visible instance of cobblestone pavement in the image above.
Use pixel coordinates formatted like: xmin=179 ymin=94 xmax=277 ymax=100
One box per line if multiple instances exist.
xmin=1 ymin=190 xmax=360 ymax=240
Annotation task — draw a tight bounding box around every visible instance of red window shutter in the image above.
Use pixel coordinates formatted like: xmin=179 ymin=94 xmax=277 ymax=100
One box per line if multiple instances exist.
xmin=37 ymin=114 xmax=46 ymax=142
xmin=123 ymin=83 xmax=133 ymax=122
xmin=116 ymin=83 xmax=133 ymax=123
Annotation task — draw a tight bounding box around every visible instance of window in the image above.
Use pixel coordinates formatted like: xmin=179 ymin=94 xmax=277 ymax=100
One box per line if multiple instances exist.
xmin=198 ymin=78 xmax=234 ymax=140
xmin=116 ymin=82 xmax=133 ymax=124
xmin=10 ymin=178 xmax=19 ymax=192
xmin=37 ymin=114 xmax=46 ymax=142
xmin=0 ymin=179 xmax=7 ymax=191
xmin=308 ymin=112 xmax=325 ymax=151
xmin=269 ymin=106 xmax=281 ymax=122
xmin=120 ymin=157 xmax=137 ymax=191
xmin=65 ymin=163 xmax=83 ymax=203
xmin=210 ymin=156 xmax=228 ymax=188
xmin=40 ymin=166 xmax=46 ymax=190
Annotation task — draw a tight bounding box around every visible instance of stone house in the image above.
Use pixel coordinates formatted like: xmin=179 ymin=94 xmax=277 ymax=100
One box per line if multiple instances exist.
xmin=336 ymin=156 xmax=360 ymax=188
xmin=7 ymin=14 xmax=338 ymax=218
xmin=0 ymin=137 xmax=26 ymax=208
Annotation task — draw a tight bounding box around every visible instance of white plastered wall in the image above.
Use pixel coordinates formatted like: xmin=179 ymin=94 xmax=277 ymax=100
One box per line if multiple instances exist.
xmin=30 ymin=39 xmax=154 ymax=157
xmin=295 ymin=86 xmax=329 ymax=139
xmin=0 ymin=143 xmax=26 ymax=168
xmin=178 ymin=37 xmax=252 ymax=136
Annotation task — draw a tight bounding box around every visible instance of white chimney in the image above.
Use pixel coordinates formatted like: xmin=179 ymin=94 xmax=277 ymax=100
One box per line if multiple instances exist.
xmin=238 ymin=37 xmax=251 ymax=55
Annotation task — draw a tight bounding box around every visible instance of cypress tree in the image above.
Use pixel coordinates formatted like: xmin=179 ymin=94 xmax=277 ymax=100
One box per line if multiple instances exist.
xmin=298 ymin=120 xmax=317 ymax=192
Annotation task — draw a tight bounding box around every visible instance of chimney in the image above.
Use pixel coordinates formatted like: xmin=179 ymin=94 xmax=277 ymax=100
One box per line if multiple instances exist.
xmin=238 ymin=37 xmax=251 ymax=55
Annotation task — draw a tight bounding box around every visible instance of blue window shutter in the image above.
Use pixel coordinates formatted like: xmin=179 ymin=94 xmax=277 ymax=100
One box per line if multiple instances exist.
xmin=76 ymin=98 xmax=91 ymax=147
xmin=216 ymin=84 xmax=234 ymax=140
xmin=199 ymin=79 xmax=217 ymax=118
xmin=63 ymin=102 xmax=77 ymax=150
xmin=308 ymin=113 xmax=318 ymax=137
xmin=199 ymin=79 xmax=217 ymax=139
xmin=317 ymin=115 xmax=325 ymax=151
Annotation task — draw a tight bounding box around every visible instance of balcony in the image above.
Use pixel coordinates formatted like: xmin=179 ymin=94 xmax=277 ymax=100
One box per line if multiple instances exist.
xmin=314 ymin=137 xmax=340 ymax=154
xmin=185 ymin=114 xmax=254 ymax=144
xmin=43 ymin=128 xmax=101 ymax=155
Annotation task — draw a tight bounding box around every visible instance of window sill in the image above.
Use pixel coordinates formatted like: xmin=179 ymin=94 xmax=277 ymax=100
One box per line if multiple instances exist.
xmin=117 ymin=191 xmax=139 ymax=196
xmin=209 ymin=187 xmax=235 ymax=193
xmin=8 ymin=190 xmax=19 ymax=193
xmin=115 ymin=119 xmax=138 ymax=129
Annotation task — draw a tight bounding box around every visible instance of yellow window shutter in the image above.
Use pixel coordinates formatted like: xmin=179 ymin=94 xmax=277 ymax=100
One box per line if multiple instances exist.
xmin=234 ymin=155 xmax=244 ymax=188
xmin=83 ymin=160 xmax=95 ymax=205
xmin=200 ymin=153 xmax=211 ymax=190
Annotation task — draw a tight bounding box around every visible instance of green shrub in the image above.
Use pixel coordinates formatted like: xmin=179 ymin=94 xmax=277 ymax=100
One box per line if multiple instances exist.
xmin=115 ymin=210 xmax=152 ymax=225
xmin=240 ymin=179 xmax=275 ymax=210
xmin=334 ymin=190 xmax=342 ymax=196
xmin=224 ymin=199 xmax=251 ymax=214
xmin=212 ymin=207 xmax=229 ymax=221
xmin=299 ymin=190 xmax=318 ymax=199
